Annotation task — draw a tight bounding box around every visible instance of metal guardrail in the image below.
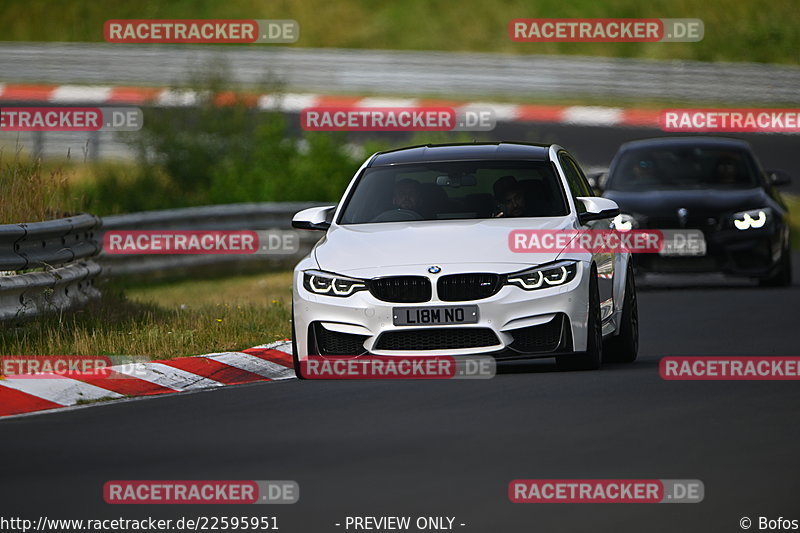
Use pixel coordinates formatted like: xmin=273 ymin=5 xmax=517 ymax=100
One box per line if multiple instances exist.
xmin=0 ymin=214 xmax=102 ymax=320
xmin=97 ymin=202 xmax=323 ymax=276
xmin=0 ymin=214 xmax=100 ymax=271
xmin=0 ymin=261 xmax=101 ymax=321
xmin=0 ymin=203 xmax=321 ymax=321
xmin=2 ymin=43 xmax=800 ymax=104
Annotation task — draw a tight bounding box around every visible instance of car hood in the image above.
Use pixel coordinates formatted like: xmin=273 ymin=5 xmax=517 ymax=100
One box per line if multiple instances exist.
xmin=603 ymin=188 xmax=769 ymax=217
xmin=313 ymin=217 xmax=575 ymax=276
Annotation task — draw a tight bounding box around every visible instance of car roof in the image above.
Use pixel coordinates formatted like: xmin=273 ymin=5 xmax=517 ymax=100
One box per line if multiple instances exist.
xmin=618 ymin=136 xmax=753 ymax=152
xmin=369 ymin=142 xmax=552 ymax=166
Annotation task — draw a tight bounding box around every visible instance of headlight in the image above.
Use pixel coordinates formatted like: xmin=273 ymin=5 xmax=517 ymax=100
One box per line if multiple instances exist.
xmin=611 ymin=213 xmax=639 ymax=232
xmin=506 ymin=261 xmax=578 ymax=291
xmin=732 ymin=208 xmax=771 ymax=230
xmin=303 ymin=270 xmax=367 ymax=297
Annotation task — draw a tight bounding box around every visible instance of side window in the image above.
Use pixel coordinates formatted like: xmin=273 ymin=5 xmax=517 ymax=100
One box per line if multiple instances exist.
xmin=559 ymin=153 xmax=592 ymax=212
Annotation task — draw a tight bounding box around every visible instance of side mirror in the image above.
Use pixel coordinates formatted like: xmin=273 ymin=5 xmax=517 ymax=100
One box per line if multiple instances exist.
xmin=576 ymin=197 xmax=620 ymax=225
xmin=767 ymin=169 xmax=791 ymax=187
xmin=292 ymin=206 xmax=336 ymax=231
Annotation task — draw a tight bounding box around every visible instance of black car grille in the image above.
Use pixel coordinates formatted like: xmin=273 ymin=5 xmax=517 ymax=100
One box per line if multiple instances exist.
xmin=644 ymin=255 xmax=718 ymax=272
xmin=508 ymin=315 xmax=566 ymax=353
xmin=437 ymin=273 xmax=503 ymax=302
xmin=644 ymin=216 xmax=718 ymax=230
xmin=368 ymin=276 xmax=431 ymax=303
xmin=312 ymin=323 xmax=368 ymax=355
xmin=374 ymin=328 xmax=500 ymax=351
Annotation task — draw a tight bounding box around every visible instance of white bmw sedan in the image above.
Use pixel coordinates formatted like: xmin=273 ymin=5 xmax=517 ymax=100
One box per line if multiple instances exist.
xmin=291 ymin=142 xmax=638 ymax=375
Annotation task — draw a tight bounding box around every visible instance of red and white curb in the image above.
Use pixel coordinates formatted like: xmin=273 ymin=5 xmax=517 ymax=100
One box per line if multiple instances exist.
xmin=0 ymin=340 xmax=295 ymax=419
xmin=0 ymin=83 xmax=662 ymax=128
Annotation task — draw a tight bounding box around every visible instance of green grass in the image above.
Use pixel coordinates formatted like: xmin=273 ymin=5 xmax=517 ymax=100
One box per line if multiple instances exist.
xmin=1 ymin=0 xmax=798 ymax=65
xmin=0 ymin=150 xmax=85 ymax=224
xmin=0 ymin=272 xmax=293 ymax=359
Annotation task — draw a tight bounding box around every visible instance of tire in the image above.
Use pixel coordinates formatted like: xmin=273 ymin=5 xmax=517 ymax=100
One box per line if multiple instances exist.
xmin=603 ymin=264 xmax=639 ymax=363
xmin=291 ymin=306 xmax=306 ymax=380
xmin=557 ymin=267 xmax=602 ymax=371
xmin=758 ymin=248 xmax=792 ymax=288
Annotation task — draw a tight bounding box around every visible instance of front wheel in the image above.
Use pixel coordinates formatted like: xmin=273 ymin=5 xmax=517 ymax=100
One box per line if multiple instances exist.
xmin=291 ymin=307 xmax=306 ymax=380
xmin=603 ymin=264 xmax=639 ymax=363
xmin=557 ymin=268 xmax=602 ymax=371
xmin=758 ymin=248 xmax=792 ymax=288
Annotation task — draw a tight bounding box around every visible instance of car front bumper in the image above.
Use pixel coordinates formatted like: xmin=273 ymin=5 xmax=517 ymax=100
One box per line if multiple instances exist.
xmin=633 ymin=226 xmax=786 ymax=277
xmin=292 ymin=262 xmax=592 ymax=361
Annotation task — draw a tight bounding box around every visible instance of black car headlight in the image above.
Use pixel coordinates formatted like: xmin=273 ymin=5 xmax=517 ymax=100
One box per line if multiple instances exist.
xmin=303 ymin=270 xmax=367 ymax=297
xmin=732 ymin=207 xmax=771 ymax=231
xmin=611 ymin=213 xmax=639 ymax=231
xmin=505 ymin=261 xmax=578 ymax=291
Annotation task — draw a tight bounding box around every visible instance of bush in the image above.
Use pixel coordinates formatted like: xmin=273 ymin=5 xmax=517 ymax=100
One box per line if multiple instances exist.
xmin=77 ymin=66 xmax=375 ymax=214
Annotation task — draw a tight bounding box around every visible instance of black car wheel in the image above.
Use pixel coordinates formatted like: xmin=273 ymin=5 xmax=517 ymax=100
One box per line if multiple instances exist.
xmin=557 ymin=267 xmax=602 ymax=371
xmin=759 ymin=247 xmax=792 ymax=288
xmin=603 ymin=264 xmax=639 ymax=363
xmin=291 ymin=306 xmax=306 ymax=380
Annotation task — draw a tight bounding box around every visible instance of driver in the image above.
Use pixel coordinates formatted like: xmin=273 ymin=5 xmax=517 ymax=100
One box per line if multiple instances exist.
xmin=625 ymin=157 xmax=661 ymax=189
xmin=713 ymin=156 xmax=740 ymax=185
xmin=392 ymin=179 xmax=422 ymax=211
xmin=493 ymin=175 xmax=527 ymax=217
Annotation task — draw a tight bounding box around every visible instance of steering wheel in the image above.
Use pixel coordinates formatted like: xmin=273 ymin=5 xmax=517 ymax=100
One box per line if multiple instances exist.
xmin=370 ymin=208 xmax=424 ymax=222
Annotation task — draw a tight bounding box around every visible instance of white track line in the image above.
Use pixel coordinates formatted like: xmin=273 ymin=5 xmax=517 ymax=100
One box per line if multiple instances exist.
xmin=51 ymin=85 xmax=112 ymax=103
xmin=456 ymin=102 xmax=520 ymax=122
xmin=563 ymin=105 xmax=623 ymax=126
xmin=156 ymin=89 xmax=199 ymax=107
xmin=357 ymin=97 xmax=419 ymax=107
xmin=0 ymin=377 xmax=123 ymax=405
xmin=112 ymin=362 xmax=223 ymax=391
xmin=251 ymin=340 xmax=293 ymax=354
xmin=258 ymin=93 xmax=318 ymax=112
xmin=204 ymin=352 xmax=295 ymax=380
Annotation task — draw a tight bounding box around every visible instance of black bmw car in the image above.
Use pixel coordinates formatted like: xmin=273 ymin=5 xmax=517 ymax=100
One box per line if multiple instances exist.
xmin=599 ymin=137 xmax=792 ymax=286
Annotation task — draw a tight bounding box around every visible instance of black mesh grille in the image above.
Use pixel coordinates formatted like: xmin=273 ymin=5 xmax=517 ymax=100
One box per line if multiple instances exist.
xmin=374 ymin=328 xmax=499 ymax=351
xmin=508 ymin=315 xmax=565 ymax=353
xmin=368 ymin=276 xmax=431 ymax=303
xmin=313 ymin=323 xmax=368 ymax=355
xmin=437 ymin=273 xmax=502 ymax=302
xmin=646 ymin=255 xmax=718 ymax=272
xmin=644 ymin=217 xmax=717 ymax=230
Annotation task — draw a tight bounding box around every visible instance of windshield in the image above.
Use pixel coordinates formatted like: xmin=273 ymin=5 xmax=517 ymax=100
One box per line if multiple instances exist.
xmin=338 ymin=160 xmax=568 ymax=224
xmin=607 ymin=146 xmax=759 ymax=191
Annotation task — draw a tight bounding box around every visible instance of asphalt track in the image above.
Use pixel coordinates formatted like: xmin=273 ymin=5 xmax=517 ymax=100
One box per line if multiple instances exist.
xmin=1 ymin=257 xmax=798 ymax=533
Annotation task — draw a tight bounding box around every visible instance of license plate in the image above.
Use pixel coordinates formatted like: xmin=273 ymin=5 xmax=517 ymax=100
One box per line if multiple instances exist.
xmin=393 ymin=305 xmax=479 ymax=326
xmin=659 ymin=230 xmax=707 ymax=256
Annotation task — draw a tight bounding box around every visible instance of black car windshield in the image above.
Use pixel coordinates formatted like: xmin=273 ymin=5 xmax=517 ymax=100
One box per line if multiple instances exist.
xmin=337 ymin=160 xmax=568 ymax=224
xmin=608 ymin=147 xmax=759 ymax=191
